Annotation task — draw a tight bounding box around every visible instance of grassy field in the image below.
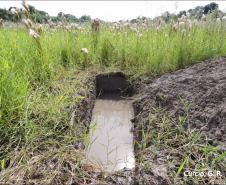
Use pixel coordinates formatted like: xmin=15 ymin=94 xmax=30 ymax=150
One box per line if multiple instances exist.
xmin=0 ymin=19 xmax=226 ymax=184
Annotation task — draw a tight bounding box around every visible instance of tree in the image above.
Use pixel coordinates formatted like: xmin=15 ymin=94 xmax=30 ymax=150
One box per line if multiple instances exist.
xmin=79 ymin=15 xmax=91 ymax=22
xmin=187 ymin=6 xmax=204 ymax=19
xmin=28 ymin=5 xmax=36 ymax=14
xmin=178 ymin=10 xmax=186 ymax=18
xmin=31 ymin=9 xmax=49 ymax=23
xmin=64 ymin=14 xmax=79 ymax=23
xmin=0 ymin=8 xmax=10 ymax=20
xmin=57 ymin=12 xmax=64 ymax=18
xmin=204 ymin=2 xmax=218 ymax=14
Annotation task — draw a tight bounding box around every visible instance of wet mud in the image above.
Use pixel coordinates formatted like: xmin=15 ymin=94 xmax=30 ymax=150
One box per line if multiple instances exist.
xmin=87 ymin=99 xmax=135 ymax=172
xmin=86 ymin=72 xmax=135 ymax=173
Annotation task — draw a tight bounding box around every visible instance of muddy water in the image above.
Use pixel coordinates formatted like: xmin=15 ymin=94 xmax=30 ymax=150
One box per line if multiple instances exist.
xmin=86 ymin=99 xmax=135 ymax=172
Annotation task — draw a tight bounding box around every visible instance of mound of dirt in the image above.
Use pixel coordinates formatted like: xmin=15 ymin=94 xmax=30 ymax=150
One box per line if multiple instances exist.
xmin=135 ymin=57 xmax=226 ymax=148
xmin=133 ymin=57 xmax=226 ymax=184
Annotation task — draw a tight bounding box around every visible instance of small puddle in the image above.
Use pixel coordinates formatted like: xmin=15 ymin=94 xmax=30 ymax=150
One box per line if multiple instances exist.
xmin=86 ymin=73 xmax=135 ymax=172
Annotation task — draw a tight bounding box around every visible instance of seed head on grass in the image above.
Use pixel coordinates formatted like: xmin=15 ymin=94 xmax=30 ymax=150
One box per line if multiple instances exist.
xmin=29 ymin=28 xmax=40 ymax=39
xmin=137 ymin=32 xmax=142 ymax=39
xmin=22 ymin=0 xmax=30 ymax=18
xmin=179 ymin=21 xmax=186 ymax=27
xmin=81 ymin=48 xmax=89 ymax=54
xmin=36 ymin=23 xmax=43 ymax=34
xmin=22 ymin=18 xmax=32 ymax=29
xmin=216 ymin=18 xmax=221 ymax=23
xmin=21 ymin=0 xmax=42 ymax=52
xmin=222 ymin=16 xmax=226 ymax=22
xmin=81 ymin=48 xmax=89 ymax=68
xmin=22 ymin=0 xmax=29 ymax=12
xmin=201 ymin=14 xmax=207 ymax=21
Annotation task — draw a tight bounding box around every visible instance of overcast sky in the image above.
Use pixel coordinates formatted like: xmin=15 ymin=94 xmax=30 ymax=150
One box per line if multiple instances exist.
xmin=1 ymin=1 xmax=226 ymax=21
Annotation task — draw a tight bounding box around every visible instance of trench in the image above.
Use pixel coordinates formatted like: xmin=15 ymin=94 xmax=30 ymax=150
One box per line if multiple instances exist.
xmin=86 ymin=72 xmax=135 ymax=172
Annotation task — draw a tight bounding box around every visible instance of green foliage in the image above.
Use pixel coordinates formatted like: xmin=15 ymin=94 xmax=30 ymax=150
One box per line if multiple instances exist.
xmin=151 ymin=2 xmax=223 ymax=23
xmin=1 ymin=21 xmax=226 ymax=135
xmin=0 ymin=8 xmax=19 ymax=22
xmin=61 ymin=48 xmax=70 ymax=67
xmin=0 ymin=5 xmax=91 ymax=23
xmin=0 ymin=2 xmax=223 ymax=24
xmin=100 ymin=38 xmax=114 ymax=66
xmin=79 ymin=15 xmax=91 ymax=22
xmin=0 ymin=17 xmax=226 ymax=184
xmin=204 ymin=2 xmax=218 ymax=14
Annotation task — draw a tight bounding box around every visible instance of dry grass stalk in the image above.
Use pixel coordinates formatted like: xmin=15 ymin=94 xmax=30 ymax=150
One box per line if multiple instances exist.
xmin=0 ymin=18 xmax=3 ymax=27
xmin=21 ymin=0 xmax=42 ymax=52
xmin=91 ymin=18 xmax=100 ymax=33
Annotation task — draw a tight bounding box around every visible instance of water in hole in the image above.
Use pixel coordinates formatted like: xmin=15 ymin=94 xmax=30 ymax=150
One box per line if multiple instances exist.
xmin=86 ymin=99 xmax=135 ymax=172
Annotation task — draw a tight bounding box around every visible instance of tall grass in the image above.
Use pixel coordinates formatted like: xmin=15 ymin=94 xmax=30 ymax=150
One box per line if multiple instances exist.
xmin=0 ymin=20 xmax=226 ymax=174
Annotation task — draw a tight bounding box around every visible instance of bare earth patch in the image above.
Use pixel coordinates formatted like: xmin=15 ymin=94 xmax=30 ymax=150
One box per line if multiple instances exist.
xmin=133 ymin=57 xmax=226 ymax=184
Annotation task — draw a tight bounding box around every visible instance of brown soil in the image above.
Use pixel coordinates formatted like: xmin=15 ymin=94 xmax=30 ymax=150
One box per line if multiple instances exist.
xmin=133 ymin=57 xmax=226 ymax=184
xmin=134 ymin=57 xmax=226 ymax=148
xmin=2 ymin=58 xmax=226 ymax=185
xmin=74 ymin=59 xmax=226 ymax=184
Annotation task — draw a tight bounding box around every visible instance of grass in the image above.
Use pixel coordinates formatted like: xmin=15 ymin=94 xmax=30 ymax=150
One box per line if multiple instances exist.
xmin=0 ymin=19 xmax=226 ymax=184
xmin=134 ymin=107 xmax=226 ymax=184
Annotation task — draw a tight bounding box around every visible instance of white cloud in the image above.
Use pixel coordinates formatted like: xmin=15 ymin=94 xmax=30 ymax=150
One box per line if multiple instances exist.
xmin=0 ymin=1 xmax=225 ymax=21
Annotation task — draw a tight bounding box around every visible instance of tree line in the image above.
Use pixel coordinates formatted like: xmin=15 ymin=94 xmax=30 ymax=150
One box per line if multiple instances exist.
xmin=159 ymin=2 xmax=225 ymax=23
xmin=131 ymin=2 xmax=225 ymax=23
xmin=0 ymin=5 xmax=91 ymax=23
xmin=0 ymin=2 xmax=225 ymax=23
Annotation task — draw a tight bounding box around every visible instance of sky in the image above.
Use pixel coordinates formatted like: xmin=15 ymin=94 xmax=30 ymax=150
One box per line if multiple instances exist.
xmin=1 ymin=1 xmax=226 ymax=22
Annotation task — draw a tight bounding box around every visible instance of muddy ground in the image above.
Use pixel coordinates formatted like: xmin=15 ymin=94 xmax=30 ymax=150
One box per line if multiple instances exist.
xmin=134 ymin=57 xmax=226 ymax=148
xmin=72 ymin=58 xmax=226 ymax=184
xmin=133 ymin=57 xmax=226 ymax=185
xmin=1 ymin=58 xmax=226 ymax=185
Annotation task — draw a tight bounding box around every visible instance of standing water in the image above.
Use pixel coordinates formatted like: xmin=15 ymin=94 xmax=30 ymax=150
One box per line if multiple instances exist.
xmin=86 ymin=73 xmax=135 ymax=172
